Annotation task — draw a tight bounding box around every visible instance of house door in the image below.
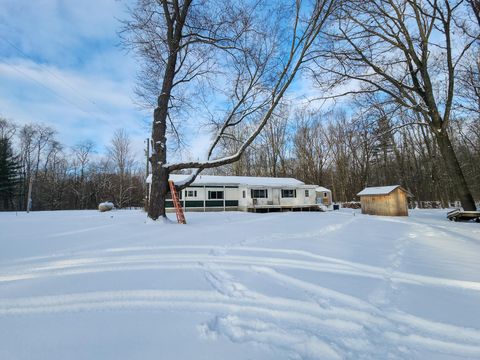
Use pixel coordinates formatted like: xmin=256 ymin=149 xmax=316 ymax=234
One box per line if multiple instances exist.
xmin=323 ymin=192 xmax=329 ymax=205
xmin=271 ymin=188 xmax=280 ymax=205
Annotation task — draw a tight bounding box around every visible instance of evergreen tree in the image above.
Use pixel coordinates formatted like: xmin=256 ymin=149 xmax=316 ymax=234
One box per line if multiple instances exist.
xmin=0 ymin=137 xmax=20 ymax=210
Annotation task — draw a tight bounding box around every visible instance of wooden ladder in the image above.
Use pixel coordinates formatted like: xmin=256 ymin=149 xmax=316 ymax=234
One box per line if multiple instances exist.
xmin=168 ymin=180 xmax=186 ymax=224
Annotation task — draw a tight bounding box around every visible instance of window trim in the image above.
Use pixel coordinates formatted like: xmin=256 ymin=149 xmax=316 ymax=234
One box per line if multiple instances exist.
xmin=251 ymin=189 xmax=268 ymax=199
xmin=281 ymin=189 xmax=296 ymax=198
xmin=208 ymin=190 xmax=224 ymax=200
xmin=186 ymin=190 xmax=197 ymax=198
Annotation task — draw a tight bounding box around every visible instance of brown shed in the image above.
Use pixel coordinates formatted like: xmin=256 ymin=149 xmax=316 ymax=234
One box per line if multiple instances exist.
xmin=357 ymin=185 xmax=412 ymax=216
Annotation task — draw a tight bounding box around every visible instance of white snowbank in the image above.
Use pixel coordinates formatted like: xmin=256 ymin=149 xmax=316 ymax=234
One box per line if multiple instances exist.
xmin=98 ymin=201 xmax=114 ymax=212
xmin=0 ymin=209 xmax=479 ymax=359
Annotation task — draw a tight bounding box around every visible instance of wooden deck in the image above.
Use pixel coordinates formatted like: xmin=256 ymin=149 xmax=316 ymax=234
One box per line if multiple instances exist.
xmin=447 ymin=209 xmax=480 ymax=222
xmin=247 ymin=205 xmax=321 ymax=213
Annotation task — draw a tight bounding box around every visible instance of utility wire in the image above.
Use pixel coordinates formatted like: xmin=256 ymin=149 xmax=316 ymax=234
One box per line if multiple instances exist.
xmin=0 ymin=57 xmax=103 ymax=120
xmin=0 ymin=35 xmax=114 ymax=117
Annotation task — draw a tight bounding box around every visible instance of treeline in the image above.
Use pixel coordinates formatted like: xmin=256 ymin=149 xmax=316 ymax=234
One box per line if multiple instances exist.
xmin=2 ymin=108 xmax=478 ymax=210
xmin=0 ymin=118 xmax=145 ymax=211
xmin=2 ymin=105 xmax=478 ymax=211
xmin=124 ymin=0 xmax=479 ymax=214
xmin=216 ymin=104 xmax=480 ymax=206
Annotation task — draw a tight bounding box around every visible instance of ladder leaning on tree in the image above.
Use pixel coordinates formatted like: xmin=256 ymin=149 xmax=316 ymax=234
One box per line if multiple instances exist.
xmin=168 ymin=180 xmax=186 ymax=224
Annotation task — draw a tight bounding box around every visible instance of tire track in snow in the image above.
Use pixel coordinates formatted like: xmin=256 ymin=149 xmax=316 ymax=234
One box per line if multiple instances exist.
xmin=47 ymin=224 xmax=116 ymax=238
xmin=254 ymin=267 xmax=480 ymax=359
xmin=1 ymin=285 xmax=479 ymax=359
xmin=200 ymin=244 xmax=480 ymax=359
xmin=0 ymin=290 xmax=366 ymax=346
xmin=199 ymin=230 xmax=362 ymax=360
xmin=364 ymin=215 xmax=480 ymax=244
xmin=239 ymin=217 xmax=356 ymax=246
xmin=200 ymin=315 xmax=342 ymax=360
xmin=200 ymin=263 xmax=345 ymax=359
xmin=2 ymin=243 xmax=480 ymax=358
xmin=0 ymin=216 xmax=355 ymax=267
xmin=2 ymin=249 xmax=480 ymax=292
xmin=2 ymin=212 xmax=479 ymax=358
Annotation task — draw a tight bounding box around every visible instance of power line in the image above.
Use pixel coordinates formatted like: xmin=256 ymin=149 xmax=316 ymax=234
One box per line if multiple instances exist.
xmin=0 ymin=35 xmax=113 ymax=117
xmin=0 ymin=57 xmax=103 ymax=120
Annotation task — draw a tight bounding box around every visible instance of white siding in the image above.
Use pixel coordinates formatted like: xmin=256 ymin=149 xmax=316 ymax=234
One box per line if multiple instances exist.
xmin=148 ymin=175 xmax=320 ymax=211
xmin=303 ymin=188 xmax=317 ymax=205
xmin=224 ymin=187 xmax=239 ymax=201
xmin=238 ymin=186 xmax=249 ymax=210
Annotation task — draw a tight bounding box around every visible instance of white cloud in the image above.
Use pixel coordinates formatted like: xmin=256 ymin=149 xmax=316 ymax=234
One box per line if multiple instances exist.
xmin=0 ymin=0 xmax=150 ymax=160
xmin=285 ymin=73 xmax=360 ymax=113
xmin=0 ymin=58 xmax=149 ymax=158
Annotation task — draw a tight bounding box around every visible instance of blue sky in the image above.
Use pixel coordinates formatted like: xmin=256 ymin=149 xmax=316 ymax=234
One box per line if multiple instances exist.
xmin=0 ymin=0 xmax=151 ymax=159
xmin=0 ymin=0 xmax=344 ymax=164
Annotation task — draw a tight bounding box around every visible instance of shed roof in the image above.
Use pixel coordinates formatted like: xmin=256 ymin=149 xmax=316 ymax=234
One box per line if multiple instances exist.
xmin=315 ymin=186 xmax=331 ymax=193
xmin=147 ymin=174 xmax=314 ymax=187
xmin=357 ymin=185 xmax=411 ymax=196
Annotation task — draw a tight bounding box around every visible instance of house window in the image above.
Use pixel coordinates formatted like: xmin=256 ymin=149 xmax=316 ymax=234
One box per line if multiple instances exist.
xmin=242 ymin=190 xmax=246 ymax=198
xmin=305 ymin=190 xmax=309 ymax=197
xmin=186 ymin=190 xmax=197 ymax=197
xmin=281 ymin=189 xmax=296 ymax=198
xmin=251 ymin=189 xmax=268 ymax=198
xmin=208 ymin=191 xmax=224 ymax=199
xmin=167 ymin=191 xmax=181 ymax=199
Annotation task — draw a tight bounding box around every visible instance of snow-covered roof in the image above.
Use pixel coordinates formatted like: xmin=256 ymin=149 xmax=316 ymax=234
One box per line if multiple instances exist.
xmin=315 ymin=186 xmax=331 ymax=193
xmin=146 ymin=174 xmax=315 ymax=187
xmin=357 ymin=185 xmax=406 ymax=196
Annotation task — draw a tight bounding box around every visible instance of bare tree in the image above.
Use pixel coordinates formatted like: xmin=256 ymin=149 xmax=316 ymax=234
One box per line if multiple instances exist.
xmin=108 ymin=129 xmax=136 ymax=208
xmin=255 ymin=105 xmax=290 ymax=177
xmin=456 ymin=48 xmax=480 ymax=116
xmin=18 ymin=123 xmax=55 ymax=211
xmin=122 ymin=0 xmax=336 ymax=220
xmin=0 ymin=118 xmax=16 ymax=140
xmin=469 ymin=0 xmax=480 ymax=25
xmin=38 ymin=141 xmax=67 ymax=210
xmin=292 ymin=109 xmax=332 ymax=186
xmin=72 ymin=140 xmax=95 ymax=209
xmin=312 ymin=0 xmax=479 ymax=210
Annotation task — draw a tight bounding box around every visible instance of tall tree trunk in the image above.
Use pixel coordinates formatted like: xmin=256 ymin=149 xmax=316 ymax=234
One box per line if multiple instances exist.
xmin=470 ymin=0 xmax=480 ymax=26
xmin=146 ymin=1 xmax=190 ymax=220
xmin=434 ymin=130 xmax=476 ymax=210
xmin=148 ymin=99 xmax=170 ymax=220
xmin=148 ymin=48 xmax=178 ymax=219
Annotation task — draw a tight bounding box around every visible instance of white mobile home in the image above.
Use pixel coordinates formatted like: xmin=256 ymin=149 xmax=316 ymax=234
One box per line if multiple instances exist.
xmin=146 ymin=174 xmax=321 ymax=212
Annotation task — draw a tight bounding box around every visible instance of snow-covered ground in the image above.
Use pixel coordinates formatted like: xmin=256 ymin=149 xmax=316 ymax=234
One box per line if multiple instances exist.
xmin=0 ymin=209 xmax=479 ymax=359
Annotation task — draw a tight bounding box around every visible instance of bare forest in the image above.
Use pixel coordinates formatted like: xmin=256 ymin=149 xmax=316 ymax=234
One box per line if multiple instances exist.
xmin=0 ymin=118 xmax=145 ymax=211
xmin=214 ymin=105 xmax=480 ymax=207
